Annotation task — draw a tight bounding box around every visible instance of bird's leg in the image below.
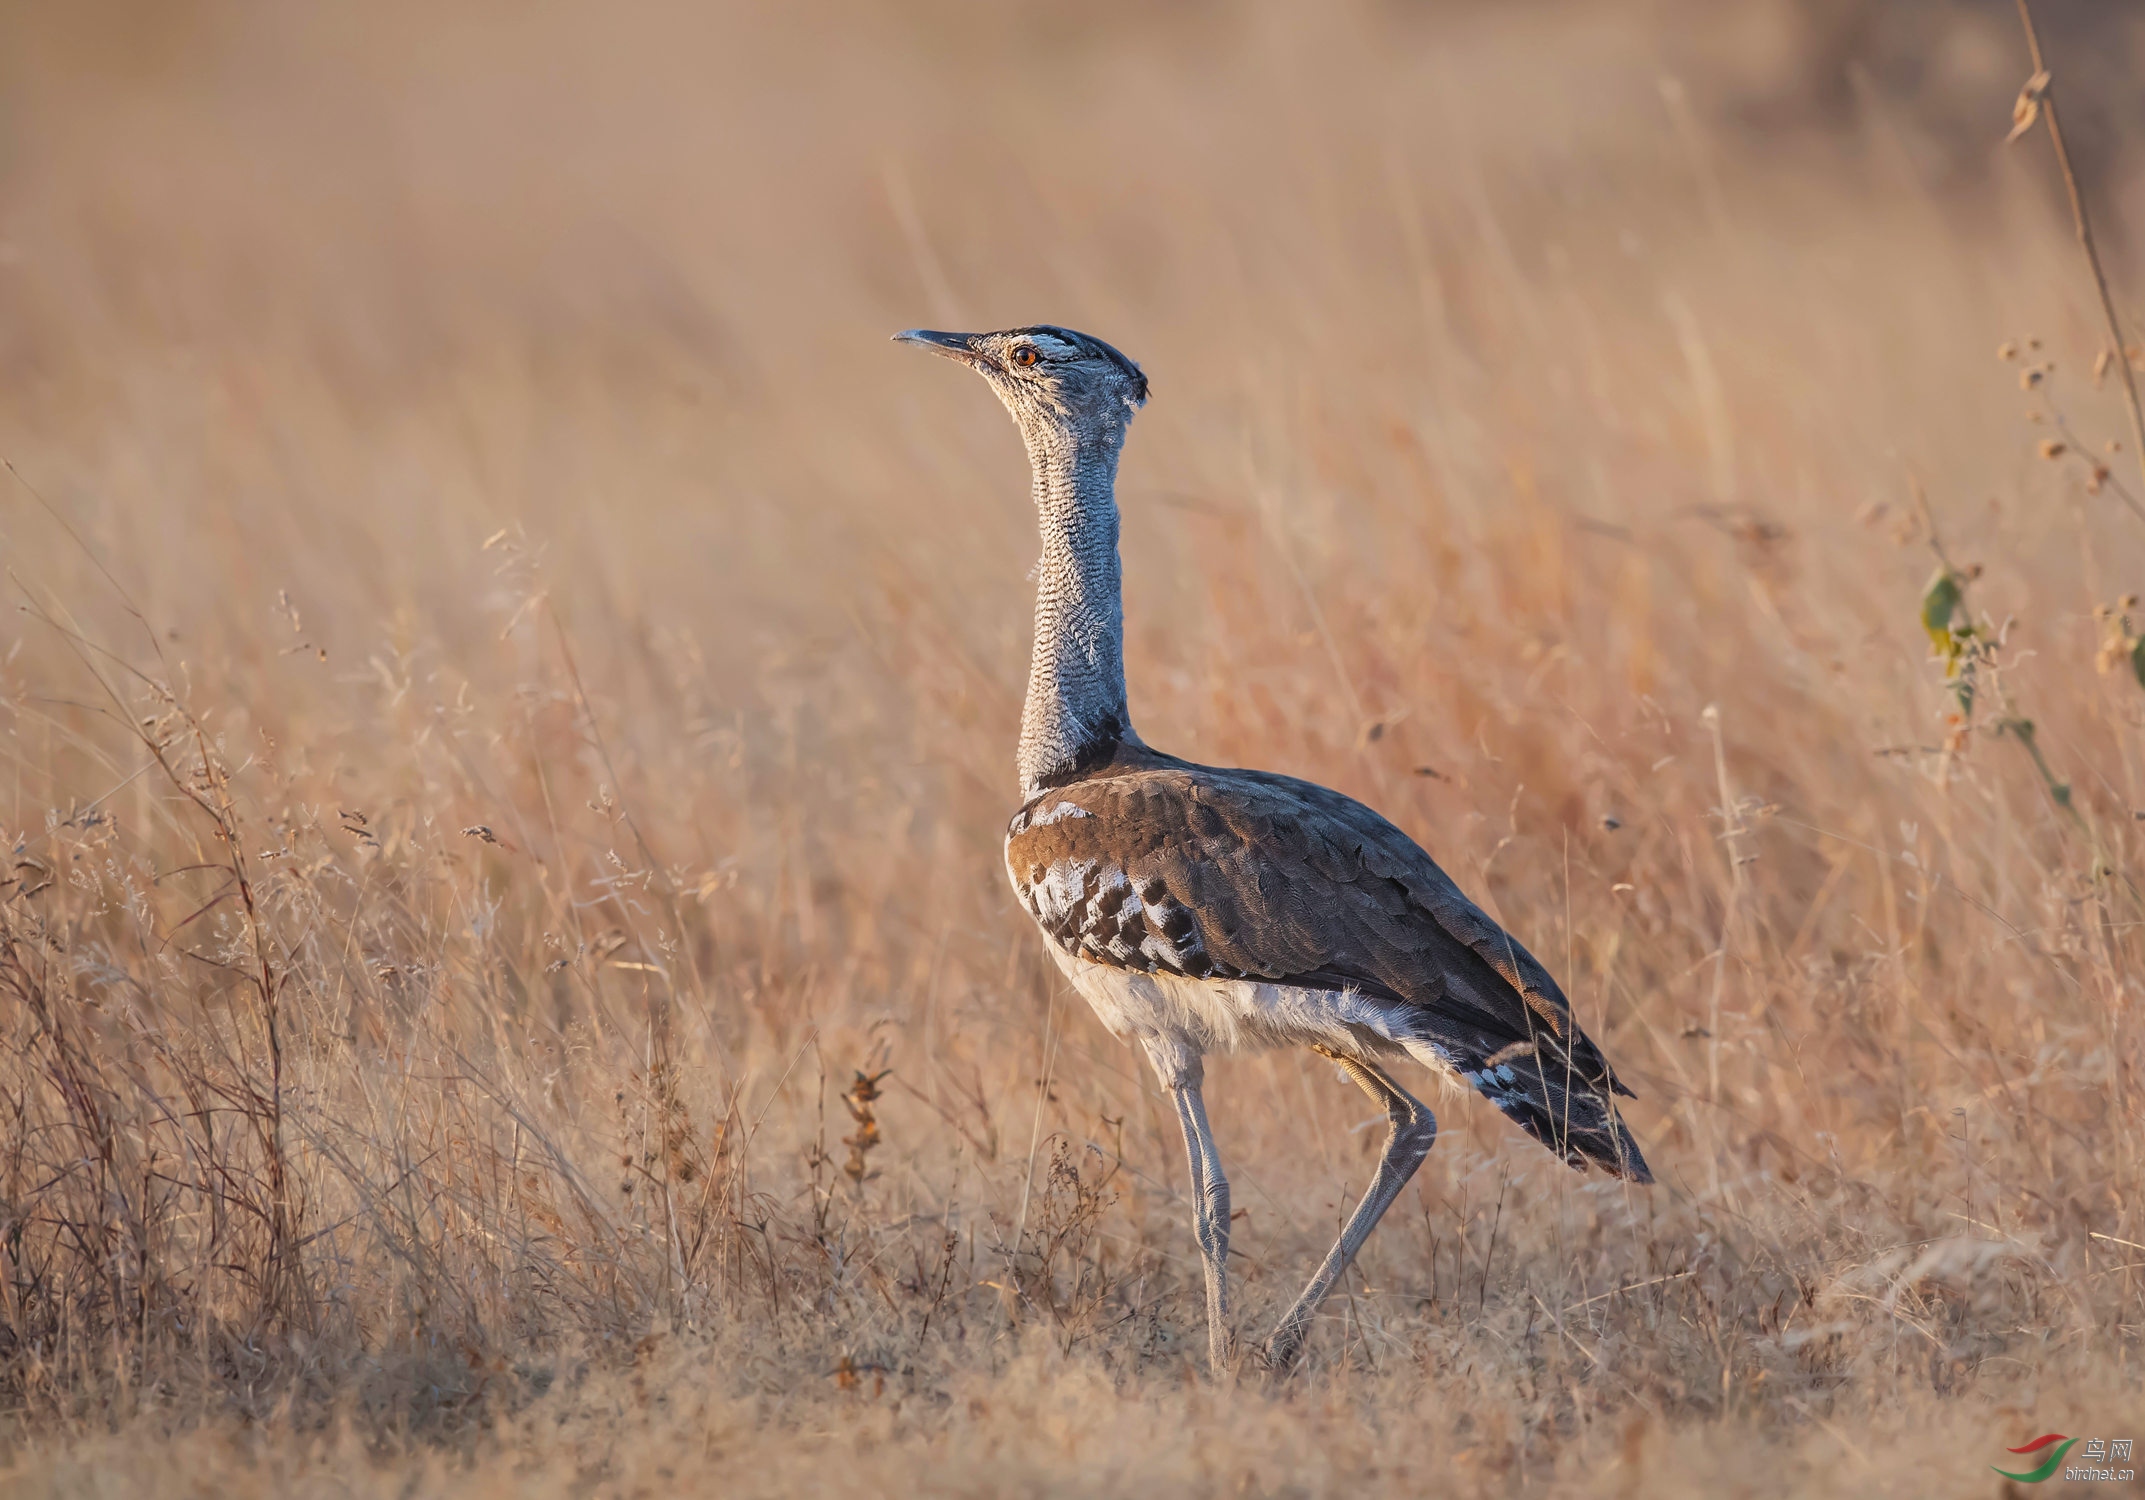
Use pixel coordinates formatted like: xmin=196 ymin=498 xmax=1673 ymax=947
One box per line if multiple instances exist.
xmin=1170 ymin=1083 xmax=1234 ymax=1375
xmin=1265 ymin=1048 xmax=1437 ymax=1373
xmin=1146 ymin=1039 xmax=1233 ymax=1376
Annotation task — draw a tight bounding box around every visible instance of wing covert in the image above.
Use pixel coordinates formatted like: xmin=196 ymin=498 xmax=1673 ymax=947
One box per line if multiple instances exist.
xmin=1004 ymin=756 xmax=1650 ymax=1181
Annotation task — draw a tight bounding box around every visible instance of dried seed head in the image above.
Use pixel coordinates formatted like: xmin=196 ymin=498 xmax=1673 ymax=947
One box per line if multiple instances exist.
xmin=1997 ymin=341 xmax=2018 ymax=362
xmin=2039 ymin=439 xmax=2067 ymax=460
xmin=2007 ymin=71 xmax=2050 ymax=143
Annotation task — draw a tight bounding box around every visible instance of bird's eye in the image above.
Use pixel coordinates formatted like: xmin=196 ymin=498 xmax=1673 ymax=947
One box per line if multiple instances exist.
xmin=1011 ymin=345 xmax=1039 ymax=367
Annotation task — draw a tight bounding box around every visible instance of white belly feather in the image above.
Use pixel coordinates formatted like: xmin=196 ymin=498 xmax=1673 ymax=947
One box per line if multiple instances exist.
xmin=1047 ymin=942 xmax=1458 ymax=1081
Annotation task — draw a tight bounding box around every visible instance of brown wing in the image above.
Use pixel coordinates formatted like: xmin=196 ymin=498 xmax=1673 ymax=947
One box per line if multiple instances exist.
xmin=1006 ymin=750 xmax=1650 ymax=1181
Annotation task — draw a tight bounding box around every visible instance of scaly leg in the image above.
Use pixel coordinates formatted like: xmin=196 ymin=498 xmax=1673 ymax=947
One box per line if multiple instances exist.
xmin=1145 ymin=1038 xmax=1233 ymax=1376
xmin=1265 ymin=1048 xmax=1437 ymax=1372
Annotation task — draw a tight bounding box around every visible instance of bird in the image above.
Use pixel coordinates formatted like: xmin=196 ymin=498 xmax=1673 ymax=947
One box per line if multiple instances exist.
xmin=894 ymin=323 xmax=1651 ymax=1376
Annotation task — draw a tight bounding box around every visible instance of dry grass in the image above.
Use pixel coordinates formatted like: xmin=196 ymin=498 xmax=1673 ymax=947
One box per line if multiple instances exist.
xmin=3 ymin=2 xmax=2144 ymax=1494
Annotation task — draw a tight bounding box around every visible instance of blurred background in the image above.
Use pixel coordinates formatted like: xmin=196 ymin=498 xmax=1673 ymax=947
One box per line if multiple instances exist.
xmin=5 ymin=3 xmax=2145 ymax=1487
xmin=5 ymin=0 xmax=2143 ymax=667
xmin=9 ymin=0 xmax=2145 ymax=1038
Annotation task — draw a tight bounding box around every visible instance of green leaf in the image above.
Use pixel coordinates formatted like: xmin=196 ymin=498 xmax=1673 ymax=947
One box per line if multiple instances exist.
xmin=1920 ymin=567 xmax=1962 ymax=648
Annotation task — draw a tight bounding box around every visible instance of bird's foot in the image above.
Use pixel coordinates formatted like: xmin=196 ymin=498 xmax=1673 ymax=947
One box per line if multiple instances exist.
xmin=1206 ymin=1327 xmax=1243 ymax=1382
xmin=1258 ymin=1322 xmax=1309 ymax=1377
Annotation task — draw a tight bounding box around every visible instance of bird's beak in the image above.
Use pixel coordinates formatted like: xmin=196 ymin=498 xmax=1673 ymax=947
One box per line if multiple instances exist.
xmin=892 ymin=328 xmax=982 ymax=365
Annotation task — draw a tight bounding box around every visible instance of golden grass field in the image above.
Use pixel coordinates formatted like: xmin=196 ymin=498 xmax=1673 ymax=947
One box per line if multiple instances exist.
xmin=3 ymin=2 xmax=2144 ymax=1493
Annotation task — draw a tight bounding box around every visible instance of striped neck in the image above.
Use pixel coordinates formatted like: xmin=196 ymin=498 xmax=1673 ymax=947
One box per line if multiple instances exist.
xmin=1018 ymin=419 xmax=1133 ymax=798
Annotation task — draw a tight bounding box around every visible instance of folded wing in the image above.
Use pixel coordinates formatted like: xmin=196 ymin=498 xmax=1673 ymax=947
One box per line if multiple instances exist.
xmin=1006 ymin=754 xmax=1651 ymax=1181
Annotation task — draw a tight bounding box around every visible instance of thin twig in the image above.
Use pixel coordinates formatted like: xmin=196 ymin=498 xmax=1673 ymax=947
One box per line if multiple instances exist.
xmin=1701 ymin=703 xmax=1743 ymax=1109
xmin=2012 ymin=0 xmax=2145 ymax=503
xmin=1012 ymin=978 xmax=1062 ymax=1255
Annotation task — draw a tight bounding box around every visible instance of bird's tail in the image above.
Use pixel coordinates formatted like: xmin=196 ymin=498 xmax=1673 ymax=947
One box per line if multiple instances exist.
xmin=1448 ymin=1037 xmax=1652 ymax=1182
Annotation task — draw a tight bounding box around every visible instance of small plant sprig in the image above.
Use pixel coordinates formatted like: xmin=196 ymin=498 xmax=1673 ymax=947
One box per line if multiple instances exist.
xmin=841 ymin=1067 xmax=892 ymax=1186
xmin=2092 ymin=595 xmax=2145 ymax=691
xmin=1919 ymin=557 xmax=1988 ymax=731
xmin=1912 ymin=498 xmax=2076 ymax=817
xmin=2002 ymin=340 xmax=2145 ymax=526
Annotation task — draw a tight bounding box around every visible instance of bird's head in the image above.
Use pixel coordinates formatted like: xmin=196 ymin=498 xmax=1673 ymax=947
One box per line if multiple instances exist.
xmin=893 ymin=325 xmax=1148 ymax=449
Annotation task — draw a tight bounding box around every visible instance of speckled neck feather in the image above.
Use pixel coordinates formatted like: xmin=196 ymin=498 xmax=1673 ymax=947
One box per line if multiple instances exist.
xmin=1017 ymin=415 xmax=1133 ymax=798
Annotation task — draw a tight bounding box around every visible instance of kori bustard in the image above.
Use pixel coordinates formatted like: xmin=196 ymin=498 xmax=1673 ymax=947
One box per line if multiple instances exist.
xmin=896 ymin=324 xmax=1651 ymax=1375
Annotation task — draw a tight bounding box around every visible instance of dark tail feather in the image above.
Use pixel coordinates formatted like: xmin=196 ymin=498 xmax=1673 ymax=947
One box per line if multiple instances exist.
xmin=1461 ymin=1050 xmax=1653 ymax=1182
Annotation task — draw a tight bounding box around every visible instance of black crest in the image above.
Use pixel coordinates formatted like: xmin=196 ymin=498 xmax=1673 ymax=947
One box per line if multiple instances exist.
xmin=1011 ymin=325 xmax=1150 ymax=403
